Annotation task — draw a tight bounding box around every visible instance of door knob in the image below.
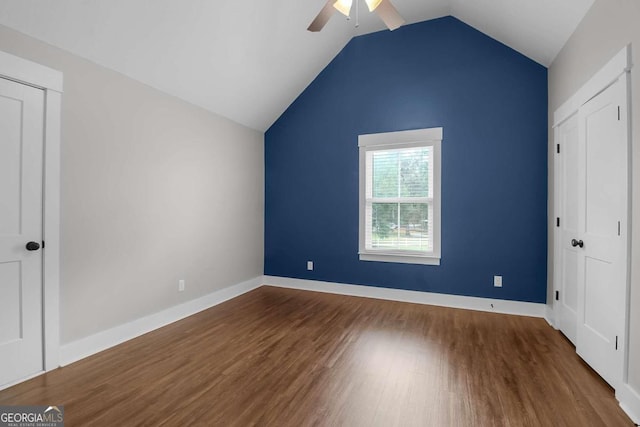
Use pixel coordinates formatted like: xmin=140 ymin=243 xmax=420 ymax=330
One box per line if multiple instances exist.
xmin=571 ymin=239 xmax=584 ymax=248
xmin=26 ymin=241 xmax=41 ymax=251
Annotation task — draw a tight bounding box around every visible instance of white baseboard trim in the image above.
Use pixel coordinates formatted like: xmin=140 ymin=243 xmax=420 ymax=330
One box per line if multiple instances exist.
xmin=618 ymin=383 xmax=640 ymax=424
xmin=263 ymin=276 xmax=546 ymax=318
xmin=59 ymin=276 xmax=262 ymax=367
xmin=544 ymin=304 xmax=557 ymax=329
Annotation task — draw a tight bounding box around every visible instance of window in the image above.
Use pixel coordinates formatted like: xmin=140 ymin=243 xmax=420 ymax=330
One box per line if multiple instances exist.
xmin=358 ymin=128 xmax=441 ymax=265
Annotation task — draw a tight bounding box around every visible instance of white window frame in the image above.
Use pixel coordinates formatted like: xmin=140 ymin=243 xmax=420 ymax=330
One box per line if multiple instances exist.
xmin=358 ymin=127 xmax=442 ymax=265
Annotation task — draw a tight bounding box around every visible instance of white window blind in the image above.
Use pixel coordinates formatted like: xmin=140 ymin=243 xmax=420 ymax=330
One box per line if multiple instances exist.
xmin=358 ymin=128 xmax=441 ymax=265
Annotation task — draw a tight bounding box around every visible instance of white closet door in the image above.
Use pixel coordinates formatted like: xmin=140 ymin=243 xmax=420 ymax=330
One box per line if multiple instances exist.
xmin=575 ymin=78 xmax=627 ymax=389
xmin=0 ymin=77 xmax=45 ymax=386
xmin=555 ymin=114 xmax=580 ymax=345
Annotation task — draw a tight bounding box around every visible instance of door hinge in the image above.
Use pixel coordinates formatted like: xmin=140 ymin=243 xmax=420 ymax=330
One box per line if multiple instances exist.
xmin=618 ymin=106 xmax=621 ymax=121
xmin=555 ymin=290 xmax=559 ymax=301
xmin=556 ymin=144 xmax=560 ymax=154
xmin=615 ymin=335 xmax=618 ymax=350
xmin=556 ymin=217 xmax=560 ymax=227
xmin=618 ymin=221 xmax=621 ymax=236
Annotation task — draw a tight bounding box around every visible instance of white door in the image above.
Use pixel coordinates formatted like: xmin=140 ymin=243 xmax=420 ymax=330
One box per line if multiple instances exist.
xmin=555 ymin=114 xmax=580 ymax=345
xmin=0 ymin=77 xmax=45 ymax=386
xmin=575 ymin=78 xmax=628 ymax=388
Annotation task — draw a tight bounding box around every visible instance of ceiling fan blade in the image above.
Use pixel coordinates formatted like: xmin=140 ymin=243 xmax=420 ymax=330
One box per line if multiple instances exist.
xmin=374 ymin=0 xmax=405 ymax=31
xmin=308 ymin=0 xmax=336 ymax=32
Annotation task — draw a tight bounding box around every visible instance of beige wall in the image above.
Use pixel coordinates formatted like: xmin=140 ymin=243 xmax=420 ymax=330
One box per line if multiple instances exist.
xmin=0 ymin=25 xmax=264 ymax=344
xmin=548 ymin=0 xmax=640 ymax=391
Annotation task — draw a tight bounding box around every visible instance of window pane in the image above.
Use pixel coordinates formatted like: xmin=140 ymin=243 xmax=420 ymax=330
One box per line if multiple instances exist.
xmin=371 ymin=147 xmax=431 ymax=199
xmin=369 ymin=202 xmax=432 ymax=252
xmin=370 ymin=203 xmax=398 ymax=248
xmin=400 ymin=147 xmax=430 ymax=198
xmin=372 ymin=150 xmax=399 ymax=198
xmin=398 ymin=203 xmax=431 ymax=251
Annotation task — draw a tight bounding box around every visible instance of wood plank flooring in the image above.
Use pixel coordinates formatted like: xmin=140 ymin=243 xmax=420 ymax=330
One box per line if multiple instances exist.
xmin=0 ymin=286 xmax=634 ymax=426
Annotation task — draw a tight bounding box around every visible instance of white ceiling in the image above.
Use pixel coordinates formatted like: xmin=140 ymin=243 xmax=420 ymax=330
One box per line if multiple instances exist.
xmin=0 ymin=0 xmax=594 ymax=131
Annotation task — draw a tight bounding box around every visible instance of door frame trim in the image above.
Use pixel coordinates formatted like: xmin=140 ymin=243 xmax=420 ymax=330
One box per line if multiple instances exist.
xmin=553 ymin=45 xmax=632 ymax=128
xmin=551 ymin=45 xmax=631 ymax=390
xmin=0 ymin=50 xmax=62 ymax=372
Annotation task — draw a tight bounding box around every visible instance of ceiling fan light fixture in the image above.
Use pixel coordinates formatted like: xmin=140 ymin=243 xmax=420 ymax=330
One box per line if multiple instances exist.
xmin=309 ymin=0 xmax=404 ymax=32
xmin=364 ymin=0 xmax=382 ymax=12
xmin=333 ymin=0 xmax=353 ymax=17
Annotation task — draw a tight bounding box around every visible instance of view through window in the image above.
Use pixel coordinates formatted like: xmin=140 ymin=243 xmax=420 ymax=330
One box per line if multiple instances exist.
xmin=367 ymin=146 xmax=433 ymax=252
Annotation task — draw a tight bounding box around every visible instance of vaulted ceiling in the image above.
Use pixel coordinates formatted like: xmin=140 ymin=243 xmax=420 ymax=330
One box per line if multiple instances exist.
xmin=0 ymin=0 xmax=594 ymax=131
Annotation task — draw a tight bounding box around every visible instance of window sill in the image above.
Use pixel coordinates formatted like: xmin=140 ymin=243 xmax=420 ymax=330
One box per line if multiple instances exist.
xmin=359 ymin=252 xmax=441 ymax=265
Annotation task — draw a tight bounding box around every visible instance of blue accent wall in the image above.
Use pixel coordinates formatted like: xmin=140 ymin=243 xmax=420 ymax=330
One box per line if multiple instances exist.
xmin=264 ymin=16 xmax=548 ymax=303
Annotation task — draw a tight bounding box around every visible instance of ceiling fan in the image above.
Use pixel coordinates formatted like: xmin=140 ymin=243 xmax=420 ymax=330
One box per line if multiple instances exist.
xmin=308 ymin=0 xmax=405 ymax=32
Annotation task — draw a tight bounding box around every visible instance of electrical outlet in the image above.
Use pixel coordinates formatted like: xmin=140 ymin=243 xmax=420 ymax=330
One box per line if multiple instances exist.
xmin=494 ymin=275 xmax=503 ymax=288
xmin=307 ymin=261 xmax=314 ymax=271
xmin=178 ymin=279 xmax=185 ymax=292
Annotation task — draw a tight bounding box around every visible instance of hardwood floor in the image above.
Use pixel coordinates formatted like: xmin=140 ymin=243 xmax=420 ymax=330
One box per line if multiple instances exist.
xmin=0 ymin=286 xmax=634 ymax=426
